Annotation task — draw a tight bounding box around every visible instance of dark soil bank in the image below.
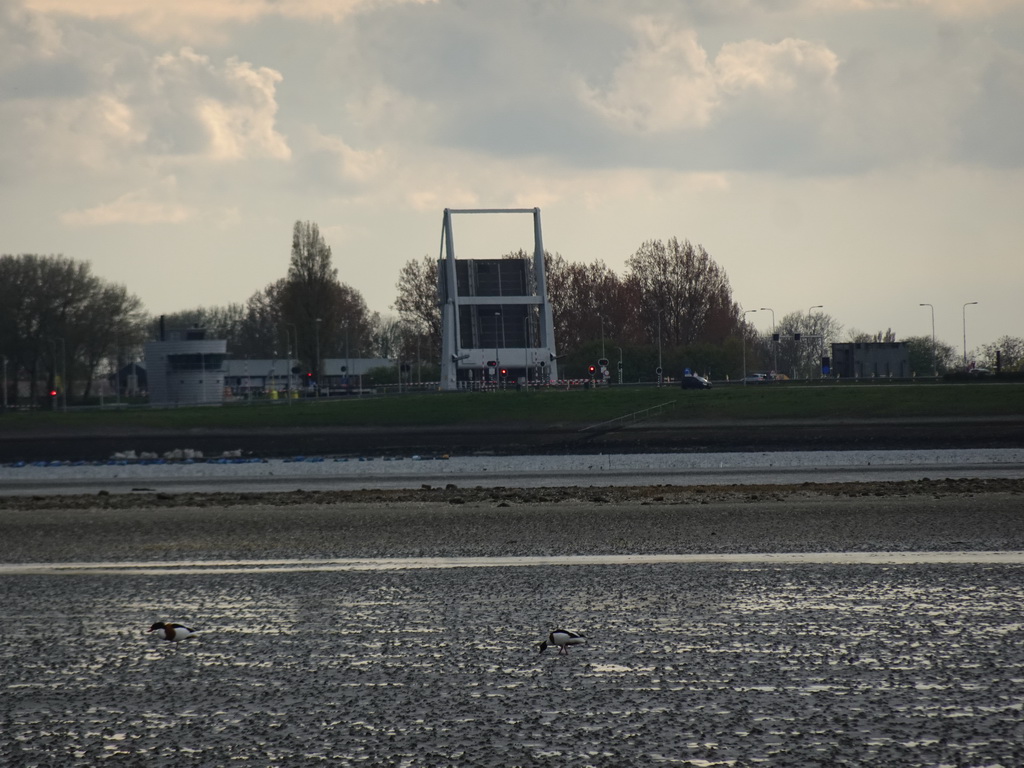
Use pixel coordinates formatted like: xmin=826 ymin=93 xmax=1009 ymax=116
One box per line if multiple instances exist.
xmin=2 ymin=416 xmax=1021 ymax=462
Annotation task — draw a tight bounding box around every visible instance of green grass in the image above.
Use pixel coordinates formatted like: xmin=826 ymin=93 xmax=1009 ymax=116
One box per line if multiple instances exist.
xmin=2 ymin=382 xmax=1022 ymax=433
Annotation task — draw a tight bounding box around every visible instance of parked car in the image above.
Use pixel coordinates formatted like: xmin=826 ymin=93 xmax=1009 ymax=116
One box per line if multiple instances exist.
xmin=680 ymin=373 xmax=712 ymax=389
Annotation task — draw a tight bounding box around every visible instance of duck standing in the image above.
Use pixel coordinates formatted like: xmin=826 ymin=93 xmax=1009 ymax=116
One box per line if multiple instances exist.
xmin=148 ymin=622 xmax=198 ymax=643
xmin=537 ymin=629 xmax=586 ymax=654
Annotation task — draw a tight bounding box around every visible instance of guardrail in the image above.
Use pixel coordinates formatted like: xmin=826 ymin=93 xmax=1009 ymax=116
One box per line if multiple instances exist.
xmin=579 ymin=400 xmax=677 ymax=433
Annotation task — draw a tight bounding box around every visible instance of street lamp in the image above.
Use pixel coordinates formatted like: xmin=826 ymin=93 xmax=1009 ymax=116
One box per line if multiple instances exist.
xmin=760 ymin=307 xmax=776 ymax=375
xmin=494 ymin=311 xmax=501 ymax=387
xmin=315 ymin=318 xmax=322 ymax=397
xmin=808 ymin=306 xmax=823 ymax=379
xmin=656 ymin=311 xmax=663 ymax=386
xmin=920 ymin=303 xmax=936 ymax=377
xmin=742 ymin=309 xmax=758 ymax=383
xmin=962 ymin=301 xmax=978 ymax=369
xmin=285 ymin=322 xmax=298 ymax=404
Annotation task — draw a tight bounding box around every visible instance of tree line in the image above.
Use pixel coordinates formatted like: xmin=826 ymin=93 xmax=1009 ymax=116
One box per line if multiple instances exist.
xmin=3 ymin=222 xmax=1021 ymax=406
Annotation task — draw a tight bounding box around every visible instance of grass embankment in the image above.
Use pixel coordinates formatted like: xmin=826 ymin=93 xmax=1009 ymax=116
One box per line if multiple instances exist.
xmin=1 ymin=382 xmax=1021 ymax=433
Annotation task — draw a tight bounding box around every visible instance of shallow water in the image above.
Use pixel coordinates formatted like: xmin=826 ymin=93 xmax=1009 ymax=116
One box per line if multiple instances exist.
xmin=3 ymin=448 xmax=1023 ymax=495
xmin=4 ymin=550 xmax=1024 ymax=576
xmin=3 ymin=562 xmax=1023 ymax=766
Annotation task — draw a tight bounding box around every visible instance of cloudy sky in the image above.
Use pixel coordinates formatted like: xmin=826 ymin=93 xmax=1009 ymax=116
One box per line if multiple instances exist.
xmin=3 ymin=0 xmax=1021 ymax=356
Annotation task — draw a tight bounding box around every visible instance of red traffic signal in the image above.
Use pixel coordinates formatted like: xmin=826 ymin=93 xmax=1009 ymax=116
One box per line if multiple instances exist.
xmin=588 ymin=365 xmax=596 ymax=374
xmin=500 ymin=368 xmax=507 ymax=376
xmin=49 ymin=389 xmax=58 ymax=397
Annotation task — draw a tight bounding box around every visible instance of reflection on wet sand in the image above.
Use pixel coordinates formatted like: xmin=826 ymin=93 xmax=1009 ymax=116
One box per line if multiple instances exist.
xmin=3 ymin=549 xmax=1024 ymax=575
xmin=3 ymin=563 xmax=1023 ymax=765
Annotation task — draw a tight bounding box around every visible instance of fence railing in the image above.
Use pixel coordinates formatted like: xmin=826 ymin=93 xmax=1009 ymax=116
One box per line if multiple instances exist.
xmin=579 ymin=400 xmax=677 ymax=433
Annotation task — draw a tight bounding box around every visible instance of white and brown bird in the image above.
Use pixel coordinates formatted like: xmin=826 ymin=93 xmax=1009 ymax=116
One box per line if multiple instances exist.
xmin=537 ymin=629 xmax=586 ymax=654
xmin=148 ymin=622 xmax=197 ymax=643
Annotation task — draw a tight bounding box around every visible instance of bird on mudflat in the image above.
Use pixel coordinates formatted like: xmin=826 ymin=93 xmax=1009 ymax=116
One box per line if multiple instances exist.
xmin=148 ymin=622 xmax=198 ymax=642
xmin=537 ymin=629 xmax=586 ymax=654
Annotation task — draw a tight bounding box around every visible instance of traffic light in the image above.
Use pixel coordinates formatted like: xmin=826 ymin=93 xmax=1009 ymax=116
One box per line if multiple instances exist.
xmin=500 ymin=368 xmax=507 ymax=377
xmin=588 ymin=365 xmax=596 ymax=375
xmin=486 ymin=360 xmax=497 ymax=368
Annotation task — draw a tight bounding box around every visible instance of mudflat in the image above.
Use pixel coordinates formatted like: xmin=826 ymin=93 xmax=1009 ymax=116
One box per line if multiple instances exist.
xmin=2 ymin=479 xmax=1023 ymax=766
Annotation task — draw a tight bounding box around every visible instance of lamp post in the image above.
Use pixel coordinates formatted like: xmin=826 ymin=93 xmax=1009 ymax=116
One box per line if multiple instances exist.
xmin=962 ymin=301 xmax=978 ymax=369
xmin=314 ymin=318 xmax=321 ymax=397
xmin=742 ymin=309 xmax=758 ymax=384
xmin=808 ymin=305 xmax=823 ymax=379
xmin=920 ymin=303 xmax=936 ymax=377
xmin=494 ymin=311 xmax=501 ymax=387
xmin=285 ymin=322 xmax=298 ymax=404
xmin=656 ymin=311 xmax=663 ymax=386
xmin=760 ymin=307 xmax=776 ymax=375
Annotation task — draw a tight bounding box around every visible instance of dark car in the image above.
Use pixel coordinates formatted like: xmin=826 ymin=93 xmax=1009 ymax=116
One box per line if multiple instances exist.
xmin=680 ymin=373 xmax=712 ymax=389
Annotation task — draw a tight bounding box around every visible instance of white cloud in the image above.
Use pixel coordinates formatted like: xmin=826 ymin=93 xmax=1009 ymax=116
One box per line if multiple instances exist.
xmin=578 ymin=19 xmax=839 ymax=136
xmin=807 ymin=0 xmax=1019 ymax=15
xmin=24 ymin=0 xmax=438 ymax=41
xmin=715 ymin=38 xmax=839 ymax=98
xmin=578 ymin=18 xmax=719 ymax=133
xmin=196 ymin=56 xmax=291 ymax=161
xmin=0 ymin=3 xmax=63 ymax=70
xmin=305 ymin=128 xmax=389 ymax=183
xmin=61 ymin=177 xmax=194 ymax=226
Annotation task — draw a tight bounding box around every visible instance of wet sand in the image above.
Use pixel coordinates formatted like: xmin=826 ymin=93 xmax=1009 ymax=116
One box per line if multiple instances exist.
xmin=2 ymin=479 xmax=1024 ymax=766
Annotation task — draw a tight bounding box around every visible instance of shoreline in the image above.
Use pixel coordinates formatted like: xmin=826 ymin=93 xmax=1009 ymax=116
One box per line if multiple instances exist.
xmin=3 ymin=478 xmax=1023 ymax=564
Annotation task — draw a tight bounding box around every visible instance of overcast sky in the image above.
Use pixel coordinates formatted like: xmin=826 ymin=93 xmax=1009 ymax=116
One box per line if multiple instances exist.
xmin=3 ymin=0 xmax=1021 ymax=357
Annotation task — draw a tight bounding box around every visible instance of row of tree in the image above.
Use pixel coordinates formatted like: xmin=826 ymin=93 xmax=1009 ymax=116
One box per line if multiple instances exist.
xmin=3 ymin=222 xmax=1021 ymax=405
xmin=0 ymin=254 xmax=147 ymax=401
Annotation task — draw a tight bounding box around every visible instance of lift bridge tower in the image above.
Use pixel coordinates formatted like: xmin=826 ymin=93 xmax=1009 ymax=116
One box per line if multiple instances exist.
xmin=439 ymin=208 xmax=559 ymax=391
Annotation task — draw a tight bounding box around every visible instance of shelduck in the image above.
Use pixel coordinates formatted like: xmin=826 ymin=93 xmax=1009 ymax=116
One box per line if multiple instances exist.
xmin=148 ymin=622 xmax=197 ymax=642
xmin=538 ymin=629 xmax=586 ymax=654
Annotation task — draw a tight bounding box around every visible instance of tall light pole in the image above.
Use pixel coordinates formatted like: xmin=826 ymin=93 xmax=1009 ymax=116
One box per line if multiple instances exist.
xmin=286 ymin=322 xmax=298 ymax=404
xmin=742 ymin=309 xmax=758 ymax=384
xmin=656 ymin=312 xmax=663 ymax=386
xmin=494 ymin=311 xmax=501 ymax=387
xmin=962 ymin=301 xmax=978 ymax=369
xmin=808 ymin=305 xmax=823 ymax=379
xmin=920 ymin=303 xmax=936 ymax=377
xmin=314 ymin=318 xmax=322 ymax=397
xmin=760 ymin=307 xmax=776 ymax=375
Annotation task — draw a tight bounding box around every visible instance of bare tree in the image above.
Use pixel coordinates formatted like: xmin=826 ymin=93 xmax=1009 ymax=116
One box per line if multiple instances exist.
xmin=393 ymin=254 xmax=441 ymax=362
xmin=771 ymin=310 xmax=844 ymax=378
xmin=978 ymin=336 xmax=1024 ymax=373
xmin=279 ymin=220 xmax=372 ymax=374
xmin=0 ymin=254 xmax=146 ymax=403
xmin=625 ymin=238 xmax=740 ymax=347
